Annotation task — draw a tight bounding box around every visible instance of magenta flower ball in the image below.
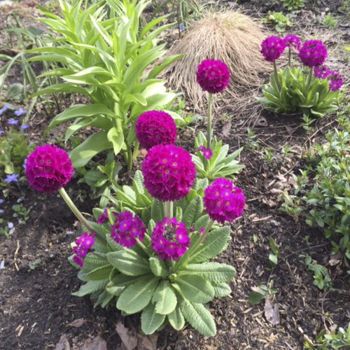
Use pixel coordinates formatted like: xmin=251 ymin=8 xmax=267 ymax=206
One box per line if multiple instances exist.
xmin=25 ymin=144 xmax=74 ymax=193
xmin=135 ymin=110 xmax=177 ymax=150
xmin=204 ymin=178 xmax=245 ymax=224
xmin=261 ymin=36 xmax=286 ymax=62
xmin=142 ymin=144 xmax=196 ymax=202
xmin=314 ymin=65 xmax=332 ymax=79
xmin=196 ymin=59 xmax=230 ymax=93
xmin=197 ymin=146 xmax=213 ymax=160
xmin=72 ymin=232 xmax=95 ymax=267
xmin=299 ymin=40 xmax=328 ymax=67
xmin=111 ymin=211 xmax=146 ymax=248
xmin=284 ymin=34 xmax=302 ymax=51
xmin=152 ymin=217 xmax=190 ymax=260
xmin=328 ymin=71 xmax=344 ymax=91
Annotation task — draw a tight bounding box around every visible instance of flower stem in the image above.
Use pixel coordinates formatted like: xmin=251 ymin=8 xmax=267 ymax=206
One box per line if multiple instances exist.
xmin=126 ymin=146 xmax=133 ymax=172
xmin=164 ymin=201 xmax=173 ymax=218
xmin=273 ymin=61 xmax=281 ymax=90
xmin=207 ymin=93 xmax=213 ymax=149
xmin=58 ymin=188 xmax=94 ymax=232
xmin=288 ymin=48 xmax=292 ymax=67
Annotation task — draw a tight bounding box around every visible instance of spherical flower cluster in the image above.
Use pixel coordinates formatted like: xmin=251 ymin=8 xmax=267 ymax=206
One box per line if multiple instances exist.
xmin=72 ymin=232 xmax=95 ymax=267
xmin=142 ymin=144 xmax=196 ymax=202
xmin=284 ymin=34 xmax=302 ymax=51
xmin=298 ymin=40 xmax=328 ymax=67
xmin=329 ymin=71 xmax=344 ymax=91
xmin=261 ymin=36 xmax=286 ymax=62
xmin=196 ymin=59 xmax=230 ymax=93
xmin=25 ymin=144 xmax=74 ymax=193
xmin=197 ymin=146 xmax=213 ymax=160
xmin=152 ymin=217 xmax=190 ymax=260
xmin=135 ymin=110 xmax=177 ymax=150
xmin=314 ymin=65 xmax=332 ymax=79
xmin=111 ymin=211 xmax=146 ymax=248
xmin=204 ymin=178 xmax=245 ymax=223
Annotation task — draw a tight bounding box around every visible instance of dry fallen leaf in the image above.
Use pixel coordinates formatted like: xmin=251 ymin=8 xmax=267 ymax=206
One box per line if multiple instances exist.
xmin=67 ymin=318 xmax=86 ymax=328
xmin=55 ymin=334 xmax=71 ymax=350
xmin=222 ymin=121 xmax=232 ymax=138
xmin=264 ymin=298 xmax=280 ymax=326
xmin=80 ymin=336 xmax=107 ymax=350
xmin=116 ymin=322 xmax=137 ymax=350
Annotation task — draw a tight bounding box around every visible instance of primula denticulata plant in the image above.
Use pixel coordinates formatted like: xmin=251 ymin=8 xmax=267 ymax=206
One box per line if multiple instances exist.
xmin=24 ymin=56 xmax=246 ymax=336
xmin=29 ymin=0 xmax=182 ymax=173
xmin=259 ymin=34 xmax=344 ymax=121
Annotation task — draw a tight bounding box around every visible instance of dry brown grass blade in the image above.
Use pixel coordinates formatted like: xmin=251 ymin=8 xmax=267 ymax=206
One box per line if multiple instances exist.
xmin=166 ymin=11 xmax=271 ymax=114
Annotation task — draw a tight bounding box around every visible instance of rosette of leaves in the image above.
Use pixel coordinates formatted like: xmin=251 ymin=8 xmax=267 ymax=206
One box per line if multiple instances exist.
xmin=73 ymin=178 xmax=236 ymax=336
xmin=259 ymin=67 xmax=340 ymax=119
xmin=28 ymin=0 xmax=182 ymax=172
xmin=193 ymin=132 xmax=243 ymax=180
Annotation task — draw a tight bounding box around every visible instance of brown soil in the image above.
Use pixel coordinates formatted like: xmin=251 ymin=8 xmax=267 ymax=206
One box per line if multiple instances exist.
xmin=1 ymin=1 xmax=350 ymax=350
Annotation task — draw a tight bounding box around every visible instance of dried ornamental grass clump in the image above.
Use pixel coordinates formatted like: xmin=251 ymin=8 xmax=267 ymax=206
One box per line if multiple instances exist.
xmin=166 ymin=11 xmax=270 ymax=109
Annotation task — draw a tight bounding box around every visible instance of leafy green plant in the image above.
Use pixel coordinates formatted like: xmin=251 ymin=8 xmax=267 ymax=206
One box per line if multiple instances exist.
xmin=323 ymin=14 xmax=338 ymax=29
xmin=30 ymin=0 xmax=181 ymax=172
xmin=282 ymin=0 xmax=304 ymax=11
xmin=248 ymin=281 xmax=277 ymax=305
xmin=260 ymin=67 xmax=340 ymax=119
xmin=263 ymin=12 xmax=292 ymax=33
xmin=304 ymin=324 xmax=350 ymax=349
xmin=304 ymin=255 xmax=332 ymax=290
xmin=73 ymin=176 xmax=238 ymax=336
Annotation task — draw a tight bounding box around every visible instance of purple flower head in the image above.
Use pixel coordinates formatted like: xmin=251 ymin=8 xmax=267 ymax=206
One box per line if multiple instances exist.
xmin=196 ymin=59 xmax=230 ymax=93
xmin=299 ymin=40 xmax=328 ymax=67
xmin=152 ymin=217 xmax=190 ymax=260
xmin=261 ymin=36 xmax=286 ymax=62
xmin=4 ymin=173 xmax=19 ymax=183
xmin=111 ymin=211 xmax=146 ymax=248
xmin=0 ymin=199 xmax=4 ymax=205
xmin=142 ymin=144 xmax=196 ymax=202
xmin=72 ymin=232 xmax=95 ymax=267
xmin=25 ymin=144 xmax=74 ymax=193
xmin=284 ymin=34 xmax=302 ymax=51
xmin=8 ymin=222 xmax=14 ymax=230
xmin=197 ymin=146 xmax=213 ymax=160
xmin=14 ymin=107 xmax=27 ymax=117
xmin=204 ymin=178 xmax=246 ymax=223
xmin=7 ymin=118 xmax=19 ymax=126
xmin=136 ymin=110 xmax=177 ymax=150
xmin=0 ymin=104 xmax=9 ymax=116
xmin=328 ymin=71 xmax=344 ymax=91
xmin=314 ymin=65 xmax=332 ymax=79
xmin=97 ymin=208 xmax=109 ymax=224
xmin=20 ymin=124 xmax=29 ymax=131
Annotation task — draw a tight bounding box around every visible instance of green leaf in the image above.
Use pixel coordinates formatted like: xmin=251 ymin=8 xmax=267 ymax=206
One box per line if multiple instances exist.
xmin=149 ymin=257 xmax=167 ymax=277
xmin=85 ymin=265 xmax=113 ymax=280
xmin=174 ymin=275 xmax=215 ymax=303
xmin=181 ymin=300 xmax=216 ymax=337
xmin=182 ymin=263 xmax=236 ymax=284
xmin=152 ymin=281 xmax=177 ymax=315
xmin=167 ymin=307 xmax=185 ymax=331
xmin=117 ymin=276 xmax=159 ymax=314
xmin=189 ymin=227 xmax=231 ymax=263
xmin=49 ymin=104 xmax=114 ymax=128
xmin=212 ymin=283 xmax=231 ymax=297
xmin=72 ymin=280 xmax=108 ymax=297
xmin=141 ymin=302 xmax=166 ymax=335
xmin=107 ymin=126 xmax=124 ymax=155
xmin=107 ymin=250 xmax=150 ymax=276
xmin=70 ymin=131 xmax=111 ymax=168
xmin=183 ymin=196 xmax=203 ymax=227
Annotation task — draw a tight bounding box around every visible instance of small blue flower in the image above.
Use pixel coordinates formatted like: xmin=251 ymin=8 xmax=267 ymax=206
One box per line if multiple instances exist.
xmin=14 ymin=107 xmax=27 ymax=117
xmin=4 ymin=174 xmax=19 ymax=183
xmin=7 ymin=118 xmax=19 ymax=126
xmin=20 ymin=124 xmax=29 ymax=131
xmin=8 ymin=222 xmax=14 ymax=230
xmin=0 ymin=104 xmax=9 ymax=116
xmin=0 ymin=209 xmax=4 ymax=215
xmin=0 ymin=199 xmax=4 ymax=205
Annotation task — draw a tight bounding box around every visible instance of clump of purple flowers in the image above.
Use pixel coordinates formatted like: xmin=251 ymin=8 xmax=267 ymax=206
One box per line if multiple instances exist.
xmin=97 ymin=208 xmax=109 ymax=224
xmin=196 ymin=59 xmax=230 ymax=94
xmin=72 ymin=232 xmax=95 ymax=267
xmin=111 ymin=211 xmax=146 ymax=248
xmin=152 ymin=217 xmax=190 ymax=260
xmin=261 ymin=36 xmax=286 ymax=62
xmin=204 ymin=178 xmax=245 ymax=224
xmin=284 ymin=34 xmax=302 ymax=51
xmin=314 ymin=65 xmax=332 ymax=79
xmin=197 ymin=146 xmax=213 ymax=160
xmin=328 ymin=71 xmax=344 ymax=91
xmin=135 ymin=110 xmax=177 ymax=150
xmin=299 ymin=40 xmax=328 ymax=67
xmin=142 ymin=144 xmax=196 ymax=202
xmin=25 ymin=144 xmax=74 ymax=193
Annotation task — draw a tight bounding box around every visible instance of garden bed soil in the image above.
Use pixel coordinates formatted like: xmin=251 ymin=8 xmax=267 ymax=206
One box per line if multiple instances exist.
xmin=1 ymin=1 xmax=350 ymax=349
